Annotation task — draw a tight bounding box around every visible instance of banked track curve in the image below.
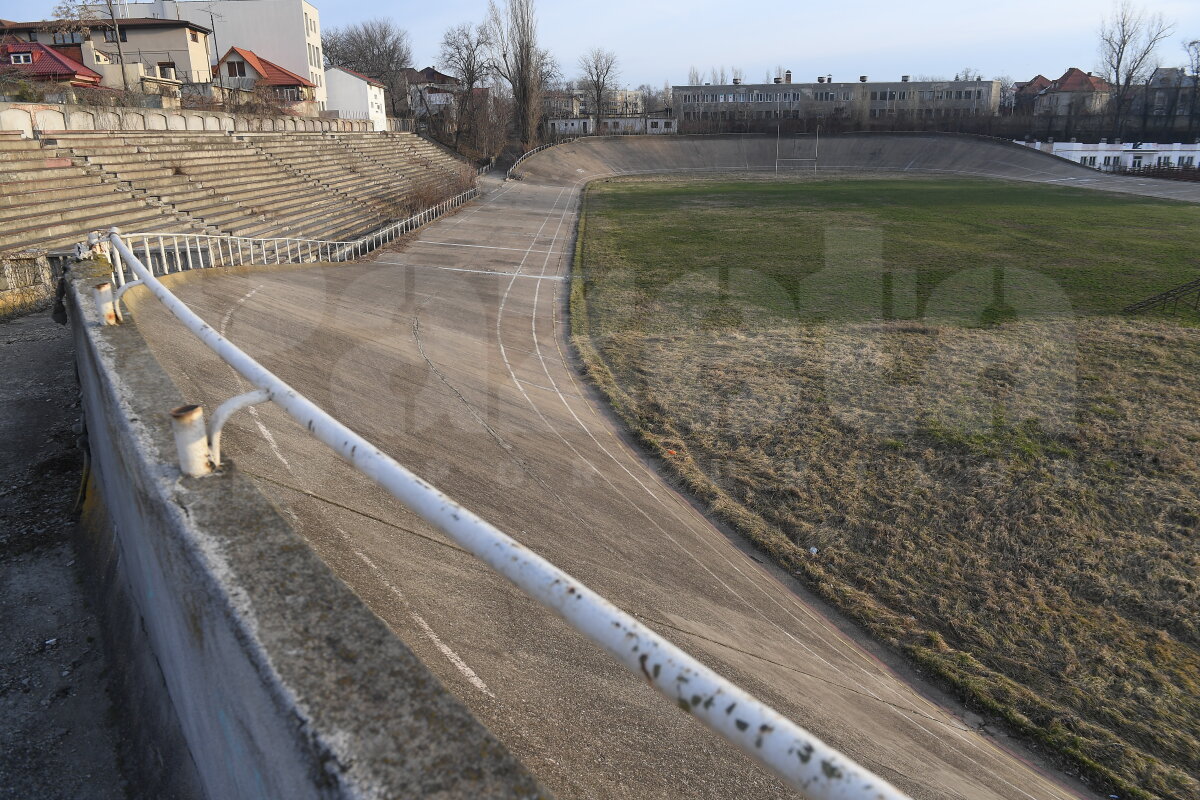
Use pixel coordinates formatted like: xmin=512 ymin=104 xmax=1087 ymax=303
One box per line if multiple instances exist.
xmin=127 ymin=134 xmax=1191 ymax=800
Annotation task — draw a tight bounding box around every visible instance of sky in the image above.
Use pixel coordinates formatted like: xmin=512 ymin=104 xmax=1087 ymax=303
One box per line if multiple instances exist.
xmin=6 ymin=0 xmax=1199 ymax=88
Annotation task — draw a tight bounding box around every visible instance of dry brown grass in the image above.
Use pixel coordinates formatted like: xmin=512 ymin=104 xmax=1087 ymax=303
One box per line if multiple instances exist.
xmin=572 ymin=176 xmax=1200 ymax=800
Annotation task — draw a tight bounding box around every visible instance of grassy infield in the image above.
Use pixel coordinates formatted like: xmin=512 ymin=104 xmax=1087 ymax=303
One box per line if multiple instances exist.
xmin=570 ymin=175 xmax=1200 ymax=800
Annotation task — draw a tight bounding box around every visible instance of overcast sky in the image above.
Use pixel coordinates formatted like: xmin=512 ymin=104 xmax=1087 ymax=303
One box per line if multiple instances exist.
xmin=8 ymin=0 xmax=1199 ymax=87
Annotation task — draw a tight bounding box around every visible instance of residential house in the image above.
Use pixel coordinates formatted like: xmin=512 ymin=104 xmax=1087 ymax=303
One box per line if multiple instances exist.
xmin=1014 ymin=74 xmax=1051 ymax=113
xmin=0 ymin=37 xmax=101 ymax=87
xmin=579 ymin=88 xmax=644 ymax=118
xmin=93 ymin=0 xmax=327 ymax=108
xmin=1030 ymin=67 xmax=1112 ymax=117
xmin=215 ymin=45 xmax=315 ymax=109
xmin=1141 ymin=67 xmax=1196 ymax=120
xmin=324 ymin=65 xmax=386 ymax=130
xmin=0 ymin=17 xmax=212 ymax=89
xmin=403 ymin=66 xmax=459 ymax=120
xmin=542 ymin=89 xmax=581 ymax=118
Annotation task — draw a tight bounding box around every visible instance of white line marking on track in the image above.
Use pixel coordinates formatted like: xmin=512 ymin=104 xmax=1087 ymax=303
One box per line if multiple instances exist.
xmin=218 ymin=284 xmax=292 ymax=469
xmin=494 ymin=171 xmax=1071 ymax=799
xmin=420 ymin=241 xmax=564 ymax=255
xmin=373 ymin=260 xmax=563 ymax=279
xmin=350 ymin=540 xmax=494 ymax=698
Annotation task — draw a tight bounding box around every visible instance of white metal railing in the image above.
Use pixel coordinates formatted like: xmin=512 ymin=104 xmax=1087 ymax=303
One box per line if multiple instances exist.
xmin=104 ymin=188 xmax=478 ymax=286
xmin=87 ymin=225 xmax=911 ymax=800
xmin=507 ymin=138 xmax=576 ymax=180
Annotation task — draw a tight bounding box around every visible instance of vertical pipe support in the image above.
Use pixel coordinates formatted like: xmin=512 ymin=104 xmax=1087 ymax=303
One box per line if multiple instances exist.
xmin=170 ymin=405 xmax=212 ymax=478
xmin=207 ymin=388 xmax=271 ymax=467
xmin=93 ymin=282 xmax=118 ymax=325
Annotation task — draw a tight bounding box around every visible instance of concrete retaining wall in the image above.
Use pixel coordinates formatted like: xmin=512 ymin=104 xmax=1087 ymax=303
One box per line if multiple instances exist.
xmin=66 ymin=257 xmax=548 ymax=799
xmin=0 ymin=102 xmax=374 ymax=139
xmin=1 ymin=250 xmax=54 ymax=319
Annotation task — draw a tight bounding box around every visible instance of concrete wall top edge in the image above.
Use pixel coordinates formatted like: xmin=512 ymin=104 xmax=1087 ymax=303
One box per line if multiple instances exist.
xmin=68 ymin=263 xmax=549 ymax=799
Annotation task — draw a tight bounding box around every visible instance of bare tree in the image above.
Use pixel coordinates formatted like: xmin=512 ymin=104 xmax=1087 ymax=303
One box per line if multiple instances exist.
xmin=687 ymin=65 xmax=702 ymax=85
xmin=324 ymin=18 xmax=413 ymax=117
xmin=440 ymin=22 xmax=492 ymax=152
xmin=993 ymin=74 xmax=1016 ymax=112
xmin=54 ymin=0 xmax=130 ymax=91
xmin=487 ymin=0 xmax=553 ymax=149
xmin=1187 ymin=39 xmax=1200 ymax=134
xmin=1099 ymin=1 xmax=1174 ymax=136
xmin=709 ymin=65 xmax=727 ymax=85
xmin=578 ymin=47 xmax=618 ymax=133
xmin=956 ymin=67 xmax=981 ymax=81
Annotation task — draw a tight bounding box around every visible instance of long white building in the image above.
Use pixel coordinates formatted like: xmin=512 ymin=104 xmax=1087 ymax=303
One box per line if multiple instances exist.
xmin=99 ymin=0 xmax=327 ymax=108
xmin=1018 ymin=139 xmax=1200 ymax=170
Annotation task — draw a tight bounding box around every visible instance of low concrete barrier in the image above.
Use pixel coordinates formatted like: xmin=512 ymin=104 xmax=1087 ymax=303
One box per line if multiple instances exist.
xmin=0 ymin=101 xmax=374 ymax=138
xmin=66 ymin=256 xmax=548 ymax=799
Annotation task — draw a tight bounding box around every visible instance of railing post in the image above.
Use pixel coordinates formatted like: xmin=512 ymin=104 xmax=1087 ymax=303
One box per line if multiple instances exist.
xmin=170 ymin=404 xmax=212 ymax=477
xmin=93 ymin=282 xmax=117 ymax=325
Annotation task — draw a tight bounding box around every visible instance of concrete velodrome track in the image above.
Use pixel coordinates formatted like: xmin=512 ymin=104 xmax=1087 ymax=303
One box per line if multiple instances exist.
xmin=128 ymin=135 xmax=1199 ymax=799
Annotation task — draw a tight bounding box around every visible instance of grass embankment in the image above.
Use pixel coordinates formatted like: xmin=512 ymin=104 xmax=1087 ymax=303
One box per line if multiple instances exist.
xmin=571 ymin=176 xmax=1200 ymax=800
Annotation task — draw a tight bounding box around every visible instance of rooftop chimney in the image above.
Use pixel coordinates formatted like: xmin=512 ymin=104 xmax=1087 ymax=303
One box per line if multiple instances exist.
xmin=773 ymin=76 xmax=782 ymax=84
xmin=817 ymin=76 xmax=826 ymax=84
xmin=901 ymin=75 xmax=910 ymax=82
xmin=784 ymin=70 xmax=792 ymax=84
xmin=859 ymin=75 xmax=868 ymax=82
xmin=732 ymin=77 xmax=741 ymax=85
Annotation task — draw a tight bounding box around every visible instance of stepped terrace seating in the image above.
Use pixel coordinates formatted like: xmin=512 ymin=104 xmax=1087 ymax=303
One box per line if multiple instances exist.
xmin=45 ymin=130 xmax=391 ymax=241
xmin=0 ymin=130 xmax=202 ymax=254
xmin=233 ymin=132 xmax=408 ymax=216
xmin=330 ymin=132 xmax=472 ymax=209
xmin=1 ymin=129 xmax=476 ymax=256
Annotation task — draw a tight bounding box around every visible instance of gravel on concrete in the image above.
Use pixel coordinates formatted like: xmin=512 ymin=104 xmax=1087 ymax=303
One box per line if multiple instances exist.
xmin=0 ymin=310 xmax=129 ymax=800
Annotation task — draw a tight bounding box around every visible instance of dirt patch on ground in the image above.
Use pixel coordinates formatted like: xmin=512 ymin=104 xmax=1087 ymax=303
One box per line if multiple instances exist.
xmin=0 ymin=311 xmax=128 ymax=800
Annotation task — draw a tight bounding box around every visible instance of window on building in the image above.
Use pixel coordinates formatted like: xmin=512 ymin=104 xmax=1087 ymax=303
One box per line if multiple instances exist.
xmin=664 ymin=121 xmax=672 ymax=128
xmin=650 ymin=121 xmax=659 ymax=128
xmin=189 ymin=29 xmax=198 ymax=42
xmin=10 ymin=52 xmax=32 ymax=64
xmin=27 ymin=31 xmax=37 ymax=42
xmin=1157 ymin=156 xmax=1172 ymax=166
xmin=52 ymin=31 xmax=83 ymax=44
xmin=104 ymin=28 xmax=128 ymax=42
xmin=227 ymin=61 xmax=246 ymax=78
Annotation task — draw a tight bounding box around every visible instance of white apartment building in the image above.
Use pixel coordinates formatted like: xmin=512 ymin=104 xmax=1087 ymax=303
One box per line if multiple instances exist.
xmin=1018 ymin=140 xmax=1200 ymax=170
xmin=324 ymin=66 xmax=387 ymax=131
xmin=98 ymin=0 xmax=327 ymax=107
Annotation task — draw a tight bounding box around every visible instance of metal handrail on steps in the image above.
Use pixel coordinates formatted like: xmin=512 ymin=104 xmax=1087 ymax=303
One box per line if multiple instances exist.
xmin=88 ymin=226 xmax=911 ymax=800
xmin=507 ymin=138 xmax=576 ymax=180
xmin=102 ymin=187 xmax=478 ymax=285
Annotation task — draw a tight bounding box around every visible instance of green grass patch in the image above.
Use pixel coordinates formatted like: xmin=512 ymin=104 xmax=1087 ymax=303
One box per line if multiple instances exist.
xmin=572 ymin=175 xmax=1200 ymax=800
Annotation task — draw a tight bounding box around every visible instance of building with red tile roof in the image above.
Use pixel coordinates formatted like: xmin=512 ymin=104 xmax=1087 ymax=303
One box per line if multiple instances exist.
xmin=1020 ymin=68 xmax=1113 ymax=116
xmin=214 ymin=45 xmax=314 ymax=102
xmin=0 ymin=37 xmax=101 ymax=87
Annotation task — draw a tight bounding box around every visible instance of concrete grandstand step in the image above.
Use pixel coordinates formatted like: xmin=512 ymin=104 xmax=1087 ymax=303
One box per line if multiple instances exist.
xmin=0 ymin=187 xmax=134 ymax=222
xmin=0 ymin=207 xmax=192 ymax=252
xmin=0 ymin=182 xmax=127 ymax=211
xmin=0 ymin=196 xmax=151 ymax=230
